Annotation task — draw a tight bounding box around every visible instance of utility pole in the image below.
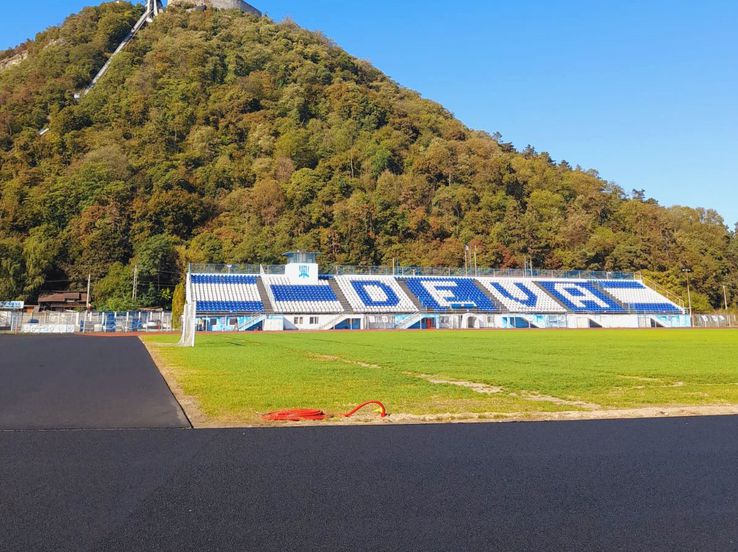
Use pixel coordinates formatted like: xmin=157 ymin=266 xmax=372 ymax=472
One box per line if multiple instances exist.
xmin=464 ymin=245 xmax=469 ymax=276
xmin=473 ymin=245 xmax=478 ymax=277
xmin=132 ymin=265 xmax=138 ymax=303
xmin=86 ymin=274 xmax=91 ymax=310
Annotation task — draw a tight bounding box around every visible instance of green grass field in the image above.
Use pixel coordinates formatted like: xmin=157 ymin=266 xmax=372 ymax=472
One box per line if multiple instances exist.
xmin=143 ymin=329 xmax=738 ymax=426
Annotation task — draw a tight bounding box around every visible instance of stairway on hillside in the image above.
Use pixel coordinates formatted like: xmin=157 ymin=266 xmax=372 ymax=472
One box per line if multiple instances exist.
xmin=327 ymin=278 xmax=353 ymax=313
xmin=79 ymin=2 xmax=160 ymax=99
xmin=255 ymin=277 xmax=274 ymax=313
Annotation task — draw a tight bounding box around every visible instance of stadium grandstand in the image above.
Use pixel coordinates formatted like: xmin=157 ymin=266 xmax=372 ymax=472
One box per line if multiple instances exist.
xmin=181 ymin=252 xmax=689 ymax=340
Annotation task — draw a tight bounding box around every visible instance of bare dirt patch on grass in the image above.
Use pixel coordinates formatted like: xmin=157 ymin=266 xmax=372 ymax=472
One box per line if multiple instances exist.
xmin=510 ymin=392 xmax=600 ymax=410
xmin=617 ymin=375 xmax=685 ymax=388
xmin=414 ymin=373 xmax=504 ymax=394
xmin=377 ymin=404 xmax=738 ymax=425
xmin=309 ymin=353 xmax=381 ymax=369
xmin=161 ymin=405 xmax=738 ymax=429
xmin=411 ymin=373 xmax=600 ymax=410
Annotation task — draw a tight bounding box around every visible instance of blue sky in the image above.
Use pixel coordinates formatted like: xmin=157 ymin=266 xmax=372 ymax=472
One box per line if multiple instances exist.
xmin=3 ymin=0 xmax=737 ymax=226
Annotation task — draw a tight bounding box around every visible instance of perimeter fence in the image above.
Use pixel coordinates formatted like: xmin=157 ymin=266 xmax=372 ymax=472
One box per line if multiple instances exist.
xmin=0 ymin=311 xmax=173 ymax=334
xmin=691 ymin=313 xmax=737 ymax=328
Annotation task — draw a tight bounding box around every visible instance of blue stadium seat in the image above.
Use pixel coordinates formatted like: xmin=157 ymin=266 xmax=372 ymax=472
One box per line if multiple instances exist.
xmin=478 ymin=279 xmax=566 ymax=313
xmin=536 ymin=281 xmax=626 ymax=313
xmin=402 ymin=277 xmax=497 ymax=312
xmin=593 ymin=280 xmax=683 ymax=314
xmin=191 ymin=273 xmax=264 ymax=314
xmin=265 ymin=277 xmax=343 ymax=313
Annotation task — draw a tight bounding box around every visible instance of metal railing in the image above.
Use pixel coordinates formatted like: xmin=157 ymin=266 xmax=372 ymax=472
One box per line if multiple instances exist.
xmin=0 ymin=311 xmax=23 ymax=333
xmin=691 ymin=313 xmax=737 ymax=328
xmin=637 ymin=273 xmax=687 ymax=311
xmin=190 ymin=263 xmax=635 ymax=280
xmin=190 ymin=263 xmax=286 ymax=275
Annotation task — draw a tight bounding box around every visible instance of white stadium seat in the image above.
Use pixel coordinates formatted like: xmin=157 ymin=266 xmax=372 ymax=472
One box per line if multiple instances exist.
xmin=477 ymin=278 xmax=566 ymax=313
xmin=334 ymin=275 xmax=417 ymax=313
xmin=262 ymin=275 xmax=343 ymax=313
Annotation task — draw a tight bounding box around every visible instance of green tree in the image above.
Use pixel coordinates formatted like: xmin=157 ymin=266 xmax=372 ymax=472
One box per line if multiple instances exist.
xmin=92 ymin=262 xmax=136 ymax=312
xmin=0 ymin=238 xmax=24 ymax=299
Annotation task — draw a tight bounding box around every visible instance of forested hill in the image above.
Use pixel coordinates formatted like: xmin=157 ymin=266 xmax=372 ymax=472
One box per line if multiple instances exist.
xmin=0 ymin=2 xmax=735 ymax=311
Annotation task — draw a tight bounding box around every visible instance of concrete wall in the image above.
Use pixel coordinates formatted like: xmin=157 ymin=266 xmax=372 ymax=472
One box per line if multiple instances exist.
xmin=168 ymin=0 xmax=261 ymax=15
xmin=193 ymin=313 xmax=697 ymax=333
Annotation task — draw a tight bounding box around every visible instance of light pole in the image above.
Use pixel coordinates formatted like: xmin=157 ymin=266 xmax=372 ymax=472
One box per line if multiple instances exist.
xmin=723 ymin=284 xmax=729 ymax=311
xmin=681 ymin=268 xmax=693 ymax=315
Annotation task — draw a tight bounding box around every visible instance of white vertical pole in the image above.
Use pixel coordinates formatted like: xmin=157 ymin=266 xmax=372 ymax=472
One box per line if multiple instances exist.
xmin=723 ymin=285 xmax=729 ymax=311
xmin=86 ymin=274 xmax=91 ymax=310
xmin=132 ymin=265 xmax=138 ymax=303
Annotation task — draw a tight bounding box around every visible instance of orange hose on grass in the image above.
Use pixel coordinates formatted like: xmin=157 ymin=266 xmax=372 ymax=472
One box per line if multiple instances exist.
xmin=262 ymin=401 xmax=387 ymax=422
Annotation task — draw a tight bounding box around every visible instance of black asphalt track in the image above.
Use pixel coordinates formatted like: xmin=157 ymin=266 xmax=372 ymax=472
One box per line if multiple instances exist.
xmin=2 ymin=417 xmax=738 ymax=551
xmin=0 ymin=335 xmax=189 ymax=429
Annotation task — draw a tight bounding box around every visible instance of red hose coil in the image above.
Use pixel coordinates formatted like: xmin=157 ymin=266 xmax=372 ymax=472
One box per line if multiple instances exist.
xmin=262 ymin=408 xmax=327 ymax=422
xmin=262 ymin=401 xmax=387 ymax=422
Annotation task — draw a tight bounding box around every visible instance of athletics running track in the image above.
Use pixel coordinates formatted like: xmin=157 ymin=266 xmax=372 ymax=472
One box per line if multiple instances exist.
xmin=1 ymin=336 xmax=737 ymax=551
